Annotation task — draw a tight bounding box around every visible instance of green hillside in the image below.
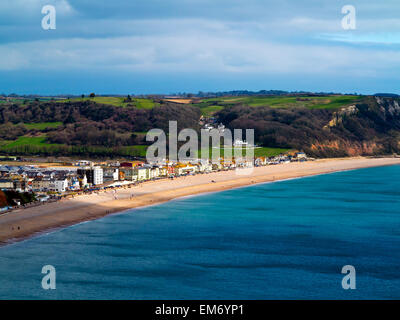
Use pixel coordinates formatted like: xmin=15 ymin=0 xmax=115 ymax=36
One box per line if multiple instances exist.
xmin=62 ymin=96 xmax=158 ymax=109
xmin=195 ymin=95 xmax=363 ymax=116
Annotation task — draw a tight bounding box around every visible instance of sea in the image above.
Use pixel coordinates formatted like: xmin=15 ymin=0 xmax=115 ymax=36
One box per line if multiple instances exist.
xmin=0 ymin=165 xmax=399 ymax=299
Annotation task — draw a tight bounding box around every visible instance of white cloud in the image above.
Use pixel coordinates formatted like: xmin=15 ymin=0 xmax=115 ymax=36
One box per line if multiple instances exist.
xmin=0 ymin=0 xmax=74 ymax=19
xmin=1 ymin=30 xmax=400 ymax=78
xmin=0 ymin=48 xmax=29 ymax=70
xmin=317 ymin=32 xmax=400 ymax=45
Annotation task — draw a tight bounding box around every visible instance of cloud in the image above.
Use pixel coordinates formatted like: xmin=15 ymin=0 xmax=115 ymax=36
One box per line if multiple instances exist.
xmin=0 ymin=0 xmax=74 ymax=20
xmin=0 ymin=48 xmax=29 ymax=70
xmin=1 ymin=0 xmax=400 ymax=93
xmin=1 ymin=29 xmax=399 ymax=79
xmin=317 ymin=32 xmax=400 ymax=45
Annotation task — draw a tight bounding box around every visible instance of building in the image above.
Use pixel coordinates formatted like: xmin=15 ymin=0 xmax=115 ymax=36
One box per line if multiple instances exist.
xmin=119 ymin=167 xmax=138 ymax=181
xmin=79 ymin=175 xmax=88 ymax=188
xmin=150 ymin=166 xmax=160 ymax=179
xmin=196 ymin=161 xmax=212 ymax=173
xmin=295 ymin=152 xmax=307 ymax=160
xmin=32 ymin=178 xmax=49 ymax=192
xmin=69 ymin=177 xmax=81 ymax=190
xmin=136 ymin=167 xmax=150 ymax=181
xmin=158 ymin=166 xmax=168 ymax=177
xmin=47 ymin=179 xmax=69 ymax=192
xmin=32 ymin=178 xmax=68 ymax=192
xmin=0 ymin=179 xmax=14 ymax=190
xmin=103 ymin=167 xmax=119 ymax=182
xmin=77 ymin=166 xmax=103 ymax=185
xmin=174 ymin=163 xmax=197 ymax=175
xmin=120 ymin=161 xmax=144 ymax=168
xmin=75 ymin=160 xmax=93 ymax=167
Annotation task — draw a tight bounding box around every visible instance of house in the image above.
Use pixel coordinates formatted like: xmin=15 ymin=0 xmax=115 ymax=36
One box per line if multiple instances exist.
xmin=103 ymin=167 xmax=119 ymax=181
xmin=211 ymin=162 xmax=223 ymax=171
xmin=195 ymin=161 xmax=212 ymax=173
xmin=255 ymin=157 xmax=267 ymax=166
xmin=221 ymin=159 xmax=236 ymax=170
xmin=136 ymin=167 xmax=150 ymax=181
xmin=32 ymin=178 xmax=50 ymax=192
xmin=120 ymin=162 xmax=134 ymax=168
xmin=13 ymin=179 xmax=28 ymax=192
xmin=69 ymin=177 xmax=81 ymax=190
xmin=79 ymin=175 xmax=88 ymax=188
xmin=0 ymin=179 xmax=14 ymax=190
xmin=233 ymin=139 xmax=248 ymax=147
xmin=120 ymin=161 xmax=144 ymax=168
xmin=166 ymin=165 xmax=175 ymax=176
xmin=174 ymin=163 xmax=197 ymax=175
xmin=119 ymin=167 xmax=138 ymax=181
xmin=32 ymin=178 xmax=67 ymax=192
xmin=75 ymin=160 xmax=93 ymax=167
xmin=47 ymin=179 xmax=69 ymax=193
xmin=150 ymin=166 xmax=160 ymax=179
xmin=158 ymin=166 xmax=168 ymax=177
xmin=295 ymin=152 xmax=307 ymax=160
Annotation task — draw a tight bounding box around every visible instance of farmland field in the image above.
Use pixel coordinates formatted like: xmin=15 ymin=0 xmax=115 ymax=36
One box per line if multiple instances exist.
xmin=198 ymin=146 xmax=290 ymax=159
xmin=1 ymin=136 xmax=59 ymax=148
xmin=0 ymin=136 xmax=149 ymax=158
xmin=22 ymin=122 xmax=63 ymax=130
xmin=62 ymin=96 xmax=158 ymax=109
xmin=199 ymin=95 xmax=362 ymax=110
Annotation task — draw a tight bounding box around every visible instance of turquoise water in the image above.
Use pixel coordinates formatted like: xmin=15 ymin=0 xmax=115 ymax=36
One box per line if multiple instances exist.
xmin=0 ymin=165 xmax=400 ymax=299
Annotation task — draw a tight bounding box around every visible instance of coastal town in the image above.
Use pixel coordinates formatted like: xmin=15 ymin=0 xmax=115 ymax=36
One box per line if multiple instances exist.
xmin=0 ymin=152 xmax=308 ymax=212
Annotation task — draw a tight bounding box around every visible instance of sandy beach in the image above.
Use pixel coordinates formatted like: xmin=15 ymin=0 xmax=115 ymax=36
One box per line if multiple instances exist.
xmin=0 ymin=156 xmax=399 ymax=245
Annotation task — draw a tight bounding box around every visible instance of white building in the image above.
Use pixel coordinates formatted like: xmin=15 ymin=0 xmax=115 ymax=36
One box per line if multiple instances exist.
xmin=47 ymin=179 xmax=69 ymax=192
xmin=75 ymin=160 xmax=93 ymax=167
xmin=233 ymin=139 xmax=248 ymax=147
xmin=93 ymin=166 xmax=103 ymax=185
xmin=32 ymin=178 xmax=69 ymax=192
xmin=136 ymin=167 xmax=150 ymax=181
xmin=103 ymin=167 xmax=119 ymax=181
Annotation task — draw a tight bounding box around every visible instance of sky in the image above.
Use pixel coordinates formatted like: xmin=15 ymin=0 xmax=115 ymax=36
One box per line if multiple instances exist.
xmin=0 ymin=0 xmax=400 ymax=95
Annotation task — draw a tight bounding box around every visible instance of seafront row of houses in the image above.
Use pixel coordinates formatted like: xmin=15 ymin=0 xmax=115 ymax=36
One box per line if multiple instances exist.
xmin=0 ymin=153 xmax=307 ymax=196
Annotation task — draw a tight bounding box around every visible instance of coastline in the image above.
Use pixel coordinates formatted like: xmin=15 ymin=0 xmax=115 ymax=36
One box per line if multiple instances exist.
xmin=1 ymin=156 xmax=399 ymax=246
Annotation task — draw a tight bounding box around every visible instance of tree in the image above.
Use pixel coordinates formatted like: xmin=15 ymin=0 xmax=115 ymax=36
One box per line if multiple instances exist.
xmin=81 ymin=94 xmax=85 ymax=98
xmin=89 ymin=93 xmax=95 ymax=98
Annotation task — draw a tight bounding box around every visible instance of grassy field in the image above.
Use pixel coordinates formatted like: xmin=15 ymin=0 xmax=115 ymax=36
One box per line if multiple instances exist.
xmin=1 ymin=136 xmax=60 ymax=149
xmin=120 ymin=145 xmax=288 ymax=159
xmin=197 ymin=95 xmax=363 ymax=115
xmin=61 ymin=96 xmax=158 ymax=109
xmin=198 ymin=105 xmax=224 ymax=116
xmin=0 ymin=134 xmax=288 ymax=159
xmin=0 ymin=135 xmax=149 ymax=158
xmin=22 ymin=122 xmax=63 ymax=130
xmin=119 ymin=145 xmax=148 ymax=157
xmin=197 ymin=146 xmax=290 ymax=159
xmin=254 ymin=147 xmax=290 ymax=157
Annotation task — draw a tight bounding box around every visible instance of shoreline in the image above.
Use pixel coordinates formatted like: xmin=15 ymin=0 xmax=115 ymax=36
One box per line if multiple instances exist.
xmin=1 ymin=156 xmax=399 ymax=246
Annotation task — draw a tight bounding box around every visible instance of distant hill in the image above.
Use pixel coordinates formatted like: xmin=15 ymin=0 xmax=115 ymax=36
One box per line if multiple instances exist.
xmin=216 ymin=96 xmax=400 ymax=157
xmin=192 ymin=90 xmax=343 ymax=98
xmin=373 ymin=93 xmax=399 ymax=98
xmin=0 ymin=94 xmax=399 ymax=158
xmin=0 ymin=99 xmax=200 ymax=158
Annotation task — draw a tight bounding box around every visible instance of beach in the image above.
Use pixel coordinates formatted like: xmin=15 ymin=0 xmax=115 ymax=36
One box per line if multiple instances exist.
xmin=0 ymin=156 xmax=399 ymax=245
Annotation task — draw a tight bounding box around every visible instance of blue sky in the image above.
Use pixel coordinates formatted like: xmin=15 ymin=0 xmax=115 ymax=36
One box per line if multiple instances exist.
xmin=0 ymin=0 xmax=400 ymax=95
